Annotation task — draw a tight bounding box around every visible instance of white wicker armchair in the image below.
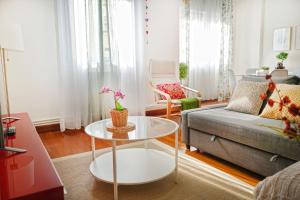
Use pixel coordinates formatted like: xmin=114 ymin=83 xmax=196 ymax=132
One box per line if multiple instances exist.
xmin=148 ymin=60 xmax=201 ymax=118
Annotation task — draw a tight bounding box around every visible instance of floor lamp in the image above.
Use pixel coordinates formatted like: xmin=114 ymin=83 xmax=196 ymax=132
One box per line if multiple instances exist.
xmin=0 ymin=24 xmax=24 ymax=115
xmin=0 ymin=24 xmax=26 ymax=153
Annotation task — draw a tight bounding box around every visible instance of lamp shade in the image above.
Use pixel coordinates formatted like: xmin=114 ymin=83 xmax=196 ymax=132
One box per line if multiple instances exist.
xmin=0 ymin=24 xmax=24 ymax=51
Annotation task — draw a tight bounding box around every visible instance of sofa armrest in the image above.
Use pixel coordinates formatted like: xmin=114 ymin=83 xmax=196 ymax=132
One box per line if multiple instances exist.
xmin=181 ymin=103 xmax=228 ymax=145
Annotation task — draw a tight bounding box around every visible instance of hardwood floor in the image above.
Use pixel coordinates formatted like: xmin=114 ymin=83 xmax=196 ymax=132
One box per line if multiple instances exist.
xmin=39 ymin=129 xmax=130 ymax=158
xmin=39 ymin=101 xmax=263 ymax=187
xmin=40 ymin=129 xmax=262 ymax=186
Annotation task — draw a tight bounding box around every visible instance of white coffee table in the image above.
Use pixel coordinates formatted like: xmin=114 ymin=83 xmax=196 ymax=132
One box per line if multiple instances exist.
xmin=85 ymin=116 xmax=179 ymax=200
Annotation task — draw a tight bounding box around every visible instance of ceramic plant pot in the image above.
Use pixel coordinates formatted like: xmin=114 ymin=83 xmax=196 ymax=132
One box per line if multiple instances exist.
xmin=276 ymin=62 xmax=285 ymax=69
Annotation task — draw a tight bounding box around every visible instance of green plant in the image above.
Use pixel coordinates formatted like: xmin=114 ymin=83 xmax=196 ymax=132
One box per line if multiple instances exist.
xmin=276 ymin=52 xmax=288 ymax=62
xmin=261 ymin=66 xmax=270 ymax=71
xmin=179 ymin=63 xmax=188 ymax=80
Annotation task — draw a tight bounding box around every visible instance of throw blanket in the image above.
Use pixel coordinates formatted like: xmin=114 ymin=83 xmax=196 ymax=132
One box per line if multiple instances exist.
xmin=255 ymin=161 xmax=300 ymax=200
xmin=179 ymin=98 xmax=199 ymax=111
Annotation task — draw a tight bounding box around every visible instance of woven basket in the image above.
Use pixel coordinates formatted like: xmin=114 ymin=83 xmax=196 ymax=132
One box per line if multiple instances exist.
xmin=110 ymin=109 xmax=128 ymax=127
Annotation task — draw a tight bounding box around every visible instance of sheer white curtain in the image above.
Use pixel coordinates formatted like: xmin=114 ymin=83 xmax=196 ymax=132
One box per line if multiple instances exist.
xmin=180 ymin=0 xmax=233 ymax=100
xmin=56 ymin=0 xmax=88 ymax=131
xmin=106 ymin=0 xmax=146 ymax=116
xmin=56 ymin=0 xmax=145 ymax=131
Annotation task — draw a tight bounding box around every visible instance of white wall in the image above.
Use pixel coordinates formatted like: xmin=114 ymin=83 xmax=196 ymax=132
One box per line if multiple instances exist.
xmin=262 ymin=0 xmax=300 ymax=71
xmin=145 ymin=0 xmax=180 ymax=104
xmin=0 ymin=0 xmax=60 ymax=124
xmin=233 ymin=0 xmax=264 ymax=74
xmin=146 ymin=0 xmax=180 ymax=65
xmin=233 ymin=0 xmax=300 ymax=74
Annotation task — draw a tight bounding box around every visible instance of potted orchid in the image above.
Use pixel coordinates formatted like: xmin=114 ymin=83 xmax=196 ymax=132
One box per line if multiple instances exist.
xmin=100 ymin=86 xmax=128 ymax=127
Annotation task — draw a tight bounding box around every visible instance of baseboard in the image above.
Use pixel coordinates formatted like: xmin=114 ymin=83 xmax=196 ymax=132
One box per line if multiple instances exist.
xmin=33 ymin=118 xmax=60 ymax=133
xmin=33 ymin=118 xmax=60 ymax=126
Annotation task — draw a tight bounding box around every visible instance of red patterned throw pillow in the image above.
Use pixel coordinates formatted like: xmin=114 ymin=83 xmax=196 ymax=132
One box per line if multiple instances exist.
xmin=156 ymin=82 xmax=186 ymax=99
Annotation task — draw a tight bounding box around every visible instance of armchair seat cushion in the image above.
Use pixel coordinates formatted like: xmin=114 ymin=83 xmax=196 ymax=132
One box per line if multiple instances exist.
xmin=188 ymin=107 xmax=300 ymax=161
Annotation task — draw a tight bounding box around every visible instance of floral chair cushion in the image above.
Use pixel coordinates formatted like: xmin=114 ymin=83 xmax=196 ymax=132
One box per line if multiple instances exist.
xmin=156 ymin=82 xmax=186 ymax=100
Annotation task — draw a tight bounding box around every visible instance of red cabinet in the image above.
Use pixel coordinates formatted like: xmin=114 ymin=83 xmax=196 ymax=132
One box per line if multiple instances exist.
xmin=0 ymin=113 xmax=64 ymax=200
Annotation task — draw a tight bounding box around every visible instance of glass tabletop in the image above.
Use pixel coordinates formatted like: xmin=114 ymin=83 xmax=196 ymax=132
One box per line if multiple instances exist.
xmin=85 ymin=116 xmax=179 ymax=141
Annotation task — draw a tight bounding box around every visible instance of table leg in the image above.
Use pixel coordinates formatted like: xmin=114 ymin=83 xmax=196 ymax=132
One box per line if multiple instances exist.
xmin=91 ymin=137 xmax=95 ymax=161
xmin=175 ymin=129 xmax=179 ymax=183
xmin=112 ymin=140 xmax=118 ymax=200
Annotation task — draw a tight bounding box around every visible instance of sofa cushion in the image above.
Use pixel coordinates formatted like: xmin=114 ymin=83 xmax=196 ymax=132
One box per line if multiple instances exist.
xmin=226 ymin=81 xmax=268 ymax=115
xmin=188 ymin=107 xmax=300 ymax=161
xmin=242 ymin=75 xmax=300 ymax=114
xmin=260 ymin=84 xmax=300 ymax=123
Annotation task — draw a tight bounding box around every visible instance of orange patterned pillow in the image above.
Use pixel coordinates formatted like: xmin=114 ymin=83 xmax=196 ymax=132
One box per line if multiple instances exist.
xmin=260 ymin=84 xmax=300 ymax=123
xmin=156 ymin=82 xmax=186 ymax=99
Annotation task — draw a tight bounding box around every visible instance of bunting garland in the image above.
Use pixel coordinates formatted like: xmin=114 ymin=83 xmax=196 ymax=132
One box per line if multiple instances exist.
xmin=145 ymin=0 xmax=149 ymax=45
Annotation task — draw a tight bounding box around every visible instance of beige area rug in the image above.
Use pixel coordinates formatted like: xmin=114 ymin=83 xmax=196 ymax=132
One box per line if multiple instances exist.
xmin=53 ymin=140 xmax=255 ymax=200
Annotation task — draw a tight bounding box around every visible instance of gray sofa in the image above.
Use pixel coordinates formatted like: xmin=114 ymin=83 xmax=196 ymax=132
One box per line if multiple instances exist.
xmin=181 ymin=103 xmax=300 ymax=177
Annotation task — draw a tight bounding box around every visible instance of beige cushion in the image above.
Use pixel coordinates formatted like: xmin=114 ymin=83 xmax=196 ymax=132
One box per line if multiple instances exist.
xmin=260 ymin=84 xmax=300 ymax=123
xmin=226 ymin=81 xmax=268 ymax=115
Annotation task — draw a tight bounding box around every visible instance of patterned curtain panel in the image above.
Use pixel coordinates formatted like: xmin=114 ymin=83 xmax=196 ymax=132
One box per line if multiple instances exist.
xmin=180 ymin=0 xmax=233 ymax=101
xmin=218 ymin=0 xmax=234 ymax=101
